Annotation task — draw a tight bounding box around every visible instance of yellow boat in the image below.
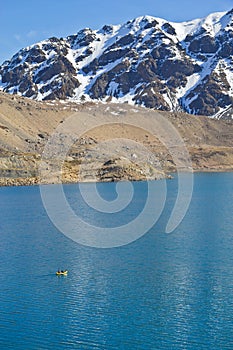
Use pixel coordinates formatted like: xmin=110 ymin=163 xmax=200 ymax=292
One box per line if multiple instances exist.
xmin=56 ymin=270 xmax=68 ymax=276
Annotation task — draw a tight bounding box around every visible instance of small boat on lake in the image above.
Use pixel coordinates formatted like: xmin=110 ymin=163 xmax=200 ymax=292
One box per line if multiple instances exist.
xmin=56 ymin=270 xmax=68 ymax=276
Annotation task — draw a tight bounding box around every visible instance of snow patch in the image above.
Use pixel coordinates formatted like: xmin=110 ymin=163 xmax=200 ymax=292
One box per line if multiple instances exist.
xmin=176 ymin=73 xmax=201 ymax=99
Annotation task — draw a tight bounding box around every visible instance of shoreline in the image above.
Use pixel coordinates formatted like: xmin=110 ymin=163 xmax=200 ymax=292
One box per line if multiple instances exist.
xmin=0 ymin=95 xmax=232 ymax=189
xmin=1 ymin=168 xmax=233 ymax=188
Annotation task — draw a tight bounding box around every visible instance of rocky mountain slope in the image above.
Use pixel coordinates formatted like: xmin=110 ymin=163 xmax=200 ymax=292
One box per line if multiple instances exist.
xmin=0 ymin=92 xmax=232 ymax=186
xmin=0 ymin=10 xmax=232 ymax=118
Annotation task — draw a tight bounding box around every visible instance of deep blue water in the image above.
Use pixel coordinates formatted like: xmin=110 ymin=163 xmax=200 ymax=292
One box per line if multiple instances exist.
xmin=0 ymin=173 xmax=233 ymax=349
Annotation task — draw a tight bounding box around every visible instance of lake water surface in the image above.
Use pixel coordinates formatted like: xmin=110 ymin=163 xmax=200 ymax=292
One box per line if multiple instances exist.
xmin=0 ymin=173 xmax=233 ymax=349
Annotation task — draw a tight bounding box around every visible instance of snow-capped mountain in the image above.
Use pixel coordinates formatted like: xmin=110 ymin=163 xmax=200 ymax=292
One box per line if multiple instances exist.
xmin=0 ymin=9 xmax=233 ymax=118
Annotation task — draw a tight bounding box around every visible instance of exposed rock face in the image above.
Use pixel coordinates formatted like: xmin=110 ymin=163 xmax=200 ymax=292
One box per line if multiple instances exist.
xmin=0 ymin=10 xmax=233 ymax=118
xmin=184 ymin=72 xmax=232 ymax=116
xmin=0 ymin=39 xmax=80 ymax=100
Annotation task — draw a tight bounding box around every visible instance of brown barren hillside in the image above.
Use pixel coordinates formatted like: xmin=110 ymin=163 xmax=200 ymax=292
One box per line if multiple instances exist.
xmin=0 ymin=92 xmax=232 ymax=186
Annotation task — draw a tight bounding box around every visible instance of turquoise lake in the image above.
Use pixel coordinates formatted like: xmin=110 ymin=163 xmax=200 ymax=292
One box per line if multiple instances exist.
xmin=0 ymin=173 xmax=233 ymax=349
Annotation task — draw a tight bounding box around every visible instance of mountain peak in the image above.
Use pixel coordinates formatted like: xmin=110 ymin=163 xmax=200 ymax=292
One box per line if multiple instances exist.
xmin=0 ymin=9 xmax=232 ymax=119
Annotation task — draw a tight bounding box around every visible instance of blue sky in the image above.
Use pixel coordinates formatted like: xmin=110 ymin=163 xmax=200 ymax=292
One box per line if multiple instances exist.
xmin=1 ymin=0 xmax=232 ymax=63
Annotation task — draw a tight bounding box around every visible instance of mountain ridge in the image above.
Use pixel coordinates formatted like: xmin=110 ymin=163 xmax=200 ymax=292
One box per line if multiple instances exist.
xmin=0 ymin=9 xmax=232 ymax=118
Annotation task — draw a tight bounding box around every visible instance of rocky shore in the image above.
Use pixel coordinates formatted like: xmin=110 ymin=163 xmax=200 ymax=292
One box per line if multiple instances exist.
xmin=0 ymin=92 xmax=232 ymax=187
